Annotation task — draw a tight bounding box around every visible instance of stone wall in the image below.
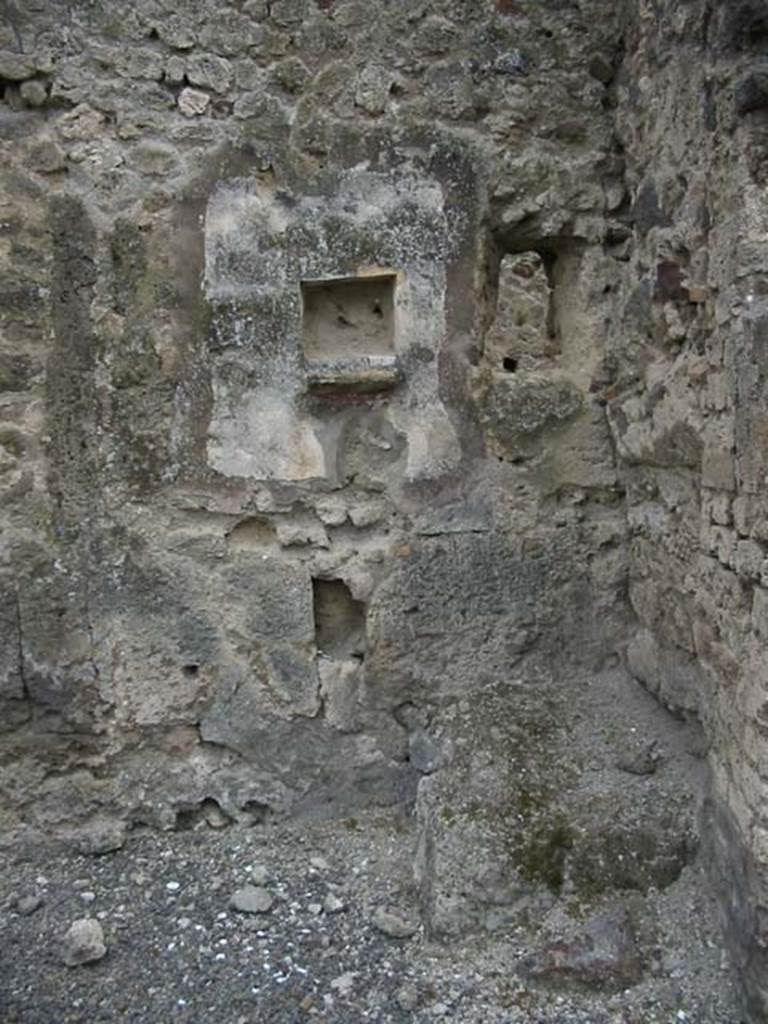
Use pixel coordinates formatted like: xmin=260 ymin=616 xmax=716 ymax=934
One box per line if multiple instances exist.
xmin=0 ymin=0 xmax=766 ymax=1017
xmin=605 ymin=2 xmax=768 ymax=1016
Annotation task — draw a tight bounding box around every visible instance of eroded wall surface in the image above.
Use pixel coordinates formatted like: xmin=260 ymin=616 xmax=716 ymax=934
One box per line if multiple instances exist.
xmin=605 ymin=2 xmax=768 ymax=1017
xmin=0 ymin=0 xmax=764 ymax=1016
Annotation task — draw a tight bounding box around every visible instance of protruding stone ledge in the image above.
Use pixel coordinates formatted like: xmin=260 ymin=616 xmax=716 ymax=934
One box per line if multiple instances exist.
xmin=304 ymin=355 xmax=403 ymax=397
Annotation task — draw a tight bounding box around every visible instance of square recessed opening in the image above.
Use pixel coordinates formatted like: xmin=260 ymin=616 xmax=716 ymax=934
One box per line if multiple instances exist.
xmin=312 ymin=578 xmax=366 ymax=660
xmin=301 ymin=275 xmax=396 ymax=360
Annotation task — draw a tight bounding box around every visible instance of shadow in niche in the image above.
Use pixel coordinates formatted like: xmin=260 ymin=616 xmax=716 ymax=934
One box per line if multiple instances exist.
xmin=173 ymin=797 xmax=274 ymax=830
xmin=312 ymin=578 xmax=366 ymax=661
xmin=174 ymin=798 xmax=231 ymax=831
xmin=478 ymin=236 xmax=562 ymax=376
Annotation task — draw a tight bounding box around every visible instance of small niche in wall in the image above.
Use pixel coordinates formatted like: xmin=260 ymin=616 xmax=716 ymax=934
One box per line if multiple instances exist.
xmin=301 ymin=274 xmax=401 ymax=395
xmin=302 ymin=275 xmax=396 ymax=358
xmin=483 ymin=251 xmax=557 ymax=372
xmin=227 ymin=516 xmax=275 ymax=551
xmin=312 ymin=578 xmax=366 ymax=660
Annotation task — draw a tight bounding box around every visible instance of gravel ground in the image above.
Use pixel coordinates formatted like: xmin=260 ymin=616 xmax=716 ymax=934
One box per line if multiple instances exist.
xmin=0 ymin=809 xmax=745 ymax=1024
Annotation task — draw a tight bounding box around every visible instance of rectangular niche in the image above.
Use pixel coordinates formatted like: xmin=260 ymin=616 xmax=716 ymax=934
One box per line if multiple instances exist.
xmin=312 ymin=578 xmax=366 ymax=660
xmin=301 ymin=274 xmax=401 ymax=395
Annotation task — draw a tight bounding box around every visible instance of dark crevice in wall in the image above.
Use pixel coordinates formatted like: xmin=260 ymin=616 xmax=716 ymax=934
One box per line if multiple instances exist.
xmin=174 ymin=797 xmax=231 ymax=831
xmin=312 ymin=578 xmax=366 ymax=661
xmin=13 ymin=590 xmax=28 ymax=702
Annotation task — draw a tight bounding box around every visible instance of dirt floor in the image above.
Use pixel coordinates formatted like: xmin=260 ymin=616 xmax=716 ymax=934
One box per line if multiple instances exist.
xmin=0 ymin=807 xmax=744 ymax=1024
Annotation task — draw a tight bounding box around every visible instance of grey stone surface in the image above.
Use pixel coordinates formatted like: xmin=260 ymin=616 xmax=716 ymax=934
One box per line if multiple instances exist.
xmin=61 ymin=919 xmax=107 ymax=967
xmin=0 ymin=810 xmax=739 ymax=1023
xmin=0 ymin=0 xmax=764 ymax=1017
xmin=521 ymin=905 xmax=643 ymax=992
xmin=372 ymin=906 xmax=419 ymax=940
xmin=229 ymin=885 xmax=274 ymax=914
xmin=16 ymin=894 xmax=43 ymax=916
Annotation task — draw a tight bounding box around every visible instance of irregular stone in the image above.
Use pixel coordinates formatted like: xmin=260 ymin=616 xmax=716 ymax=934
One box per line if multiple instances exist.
xmin=315 ymin=498 xmax=348 ymax=526
xmin=270 ymin=0 xmax=308 ymax=27
xmin=633 ymin=182 xmax=670 ymax=235
xmin=271 ymin=57 xmax=309 ymax=94
xmin=203 ymin=801 xmax=231 ymax=829
xmin=248 ymin=864 xmax=269 ymax=886
xmin=408 ymin=729 xmax=443 ymax=774
xmin=396 ymin=983 xmax=420 ymax=1011
xmin=165 ymin=56 xmax=187 ymax=86
xmin=520 ymin=906 xmax=643 ymax=991
xmin=372 ymin=906 xmax=419 ymax=939
xmin=155 ymin=16 xmax=197 ymax=49
xmin=72 ymin=818 xmax=127 ymax=855
xmin=348 ymin=500 xmax=386 ymax=528
xmin=329 ymin=971 xmax=357 ymax=995
xmin=233 ymin=91 xmax=267 ymax=120
xmin=354 ymin=66 xmax=391 ymax=115
xmin=61 ymin=919 xmax=107 ymax=967
xmin=702 ymin=443 xmax=736 ymax=492
xmin=186 ymin=53 xmax=233 ymax=94
xmin=751 ymin=585 xmax=768 ymax=643
xmin=478 ymin=374 xmax=583 ymax=447
xmin=178 ymin=88 xmax=210 ymax=117
xmin=229 ymin=886 xmax=274 ymax=914
xmin=19 ymin=80 xmax=47 ymax=107
xmin=202 ymin=15 xmax=263 ymax=56
xmin=132 ymin=141 xmax=178 ymax=177
xmin=28 ymin=138 xmax=66 ymax=173
xmin=16 ymin=894 xmax=43 ymax=916
xmin=275 ymin=521 xmax=329 ymax=548
xmin=493 ymin=50 xmax=530 ymax=76
xmin=0 ymin=51 xmax=36 ymax=80
xmin=56 ymin=104 xmax=105 ymax=141
xmin=118 ymin=48 xmax=164 ymax=81
xmin=324 ymin=893 xmax=345 ymax=914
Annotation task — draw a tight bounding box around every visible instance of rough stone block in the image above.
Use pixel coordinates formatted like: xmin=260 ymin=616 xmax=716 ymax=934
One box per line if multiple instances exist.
xmin=0 ymin=51 xmax=36 ymax=80
xmin=751 ymin=587 xmax=768 ymax=640
xmin=702 ymin=443 xmax=736 ymax=492
xmin=178 ymin=88 xmax=210 ymax=117
xmin=736 ymin=539 xmax=766 ymax=580
xmin=186 ymin=53 xmax=233 ymax=94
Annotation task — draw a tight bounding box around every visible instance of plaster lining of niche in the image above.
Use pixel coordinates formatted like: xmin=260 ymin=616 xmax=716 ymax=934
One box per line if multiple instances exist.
xmin=301 ymin=273 xmax=401 ymax=394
